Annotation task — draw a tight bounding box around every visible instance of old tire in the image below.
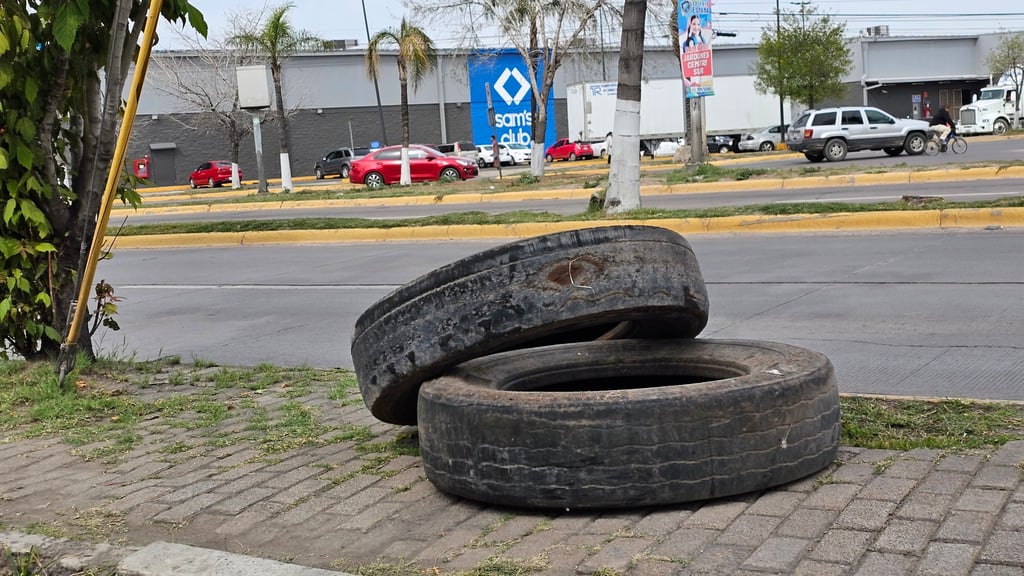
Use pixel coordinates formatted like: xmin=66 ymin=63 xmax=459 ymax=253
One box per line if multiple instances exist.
xmin=418 ymin=338 xmax=840 ymax=510
xmin=351 ymin=226 xmax=710 ymax=425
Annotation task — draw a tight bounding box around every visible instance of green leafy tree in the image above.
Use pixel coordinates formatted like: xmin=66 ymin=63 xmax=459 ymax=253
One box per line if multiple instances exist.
xmin=0 ymin=0 xmax=205 ymax=361
xmin=228 ymin=2 xmax=322 ymax=192
xmin=604 ymin=0 xmax=647 ymax=213
xmin=365 ymin=19 xmax=436 ymax=186
xmin=754 ymin=5 xmax=852 ymax=109
xmin=985 ymin=32 xmax=1024 ymax=126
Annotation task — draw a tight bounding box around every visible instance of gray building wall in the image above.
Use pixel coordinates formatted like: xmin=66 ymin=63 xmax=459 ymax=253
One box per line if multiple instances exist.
xmin=128 ymin=34 xmax=1017 ymax=185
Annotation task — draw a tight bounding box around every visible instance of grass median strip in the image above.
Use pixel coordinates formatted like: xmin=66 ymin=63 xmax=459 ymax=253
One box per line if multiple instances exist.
xmin=2 ymin=358 xmax=1023 ymax=459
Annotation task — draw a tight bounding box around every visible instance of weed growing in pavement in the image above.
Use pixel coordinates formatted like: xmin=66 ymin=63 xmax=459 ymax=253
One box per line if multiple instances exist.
xmin=812 ymin=474 xmax=837 ymax=489
xmin=872 ymin=455 xmax=898 ymax=474
xmin=0 ymin=544 xmax=118 ymax=576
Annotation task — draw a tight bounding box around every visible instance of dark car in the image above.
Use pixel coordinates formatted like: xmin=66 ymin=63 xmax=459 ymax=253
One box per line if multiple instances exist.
xmin=314 ymin=147 xmax=371 ymax=179
xmin=545 ymin=138 xmax=595 ymax=162
xmin=348 ymin=144 xmax=479 ymax=188
xmin=707 ymin=135 xmax=735 ymax=154
xmin=189 ymin=160 xmax=241 ymax=189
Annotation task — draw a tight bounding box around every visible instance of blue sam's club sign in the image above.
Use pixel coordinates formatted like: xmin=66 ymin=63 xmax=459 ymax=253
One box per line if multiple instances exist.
xmin=467 ymin=50 xmax=556 ymax=147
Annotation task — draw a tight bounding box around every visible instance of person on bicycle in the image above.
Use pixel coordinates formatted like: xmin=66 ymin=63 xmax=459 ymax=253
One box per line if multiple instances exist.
xmin=928 ymin=104 xmax=955 ymax=152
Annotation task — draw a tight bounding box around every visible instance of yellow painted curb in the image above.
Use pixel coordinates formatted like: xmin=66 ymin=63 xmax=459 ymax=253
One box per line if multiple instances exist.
xmin=112 ymin=207 xmax=1024 ymax=249
xmin=850 ymin=172 xmax=912 ymax=185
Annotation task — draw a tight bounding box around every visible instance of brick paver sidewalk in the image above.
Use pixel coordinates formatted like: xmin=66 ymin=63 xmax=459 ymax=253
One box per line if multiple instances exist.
xmin=1 ymin=370 xmax=1022 ymax=575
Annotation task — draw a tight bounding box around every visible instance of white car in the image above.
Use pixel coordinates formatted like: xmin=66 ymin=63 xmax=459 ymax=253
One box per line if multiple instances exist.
xmin=737 ymin=124 xmax=788 ymax=152
xmin=475 ymin=144 xmax=514 ymax=168
xmin=653 ymin=139 xmax=685 ymax=157
xmin=504 ymin=142 xmax=532 ymax=164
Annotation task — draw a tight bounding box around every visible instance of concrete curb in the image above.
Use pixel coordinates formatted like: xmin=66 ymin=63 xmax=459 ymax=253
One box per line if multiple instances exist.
xmin=113 ymin=207 xmax=1024 ymax=249
xmin=0 ymin=533 xmax=356 ymax=576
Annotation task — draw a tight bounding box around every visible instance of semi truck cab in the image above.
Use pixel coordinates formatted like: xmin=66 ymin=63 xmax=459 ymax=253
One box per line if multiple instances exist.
xmin=957 ymin=86 xmax=1019 ymax=136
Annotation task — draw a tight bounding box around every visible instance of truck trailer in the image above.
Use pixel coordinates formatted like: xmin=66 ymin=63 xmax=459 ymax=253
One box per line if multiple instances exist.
xmin=566 ymin=76 xmax=792 ymax=154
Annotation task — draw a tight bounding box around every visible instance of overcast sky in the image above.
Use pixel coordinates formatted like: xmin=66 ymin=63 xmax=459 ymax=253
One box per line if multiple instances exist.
xmin=162 ymin=0 xmax=1024 ymax=50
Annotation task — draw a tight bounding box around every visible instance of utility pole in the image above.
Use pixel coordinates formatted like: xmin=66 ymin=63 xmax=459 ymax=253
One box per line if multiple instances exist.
xmin=361 ymin=0 xmax=388 ymax=146
xmin=776 ymin=0 xmax=786 ymax=148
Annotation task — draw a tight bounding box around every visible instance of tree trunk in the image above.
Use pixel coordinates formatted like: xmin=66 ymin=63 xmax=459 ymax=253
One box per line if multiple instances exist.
xmin=399 ymin=61 xmax=412 ymax=186
xmin=271 ymin=61 xmax=293 ymax=191
xmin=604 ymin=0 xmax=646 ymax=213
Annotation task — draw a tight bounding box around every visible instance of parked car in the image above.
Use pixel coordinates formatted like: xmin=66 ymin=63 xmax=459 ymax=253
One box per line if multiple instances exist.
xmin=706 ymin=135 xmax=735 ymax=154
xmin=348 ymin=144 xmax=479 ymax=188
xmin=475 ymin=144 xmax=514 ymax=168
xmin=313 ymin=147 xmax=371 ymax=179
xmin=434 ymin=141 xmax=479 ymax=164
xmin=505 ymin=142 xmax=532 ymax=164
xmin=545 ymin=138 xmax=594 ymax=162
xmin=738 ymin=124 xmax=789 ymax=152
xmin=189 ymin=160 xmax=241 ymax=189
xmin=786 ymin=106 xmax=930 ymax=162
xmin=653 ymin=139 xmax=683 ymax=157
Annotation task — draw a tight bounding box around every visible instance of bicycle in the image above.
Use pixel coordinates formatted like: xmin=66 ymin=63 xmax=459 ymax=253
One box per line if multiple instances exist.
xmin=924 ymin=130 xmax=968 ymax=156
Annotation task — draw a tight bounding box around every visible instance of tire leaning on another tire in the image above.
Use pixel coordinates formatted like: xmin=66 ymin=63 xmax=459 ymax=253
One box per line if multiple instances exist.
xmin=418 ymin=338 xmax=840 ymax=510
xmin=350 ymin=226 xmax=711 ymax=425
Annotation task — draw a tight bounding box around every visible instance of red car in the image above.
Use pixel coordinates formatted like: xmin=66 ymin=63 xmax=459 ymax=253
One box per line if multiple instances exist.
xmin=544 ymin=138 xmax=594 ymax=162
xmin=349 ymin=145 xmax=479 ymax=188
xmin=189 ymin=160 xmax=241 ymax=188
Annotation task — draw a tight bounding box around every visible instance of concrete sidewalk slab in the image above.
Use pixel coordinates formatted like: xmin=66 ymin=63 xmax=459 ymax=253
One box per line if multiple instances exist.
xmin=1 ymin=368 xmax=1022 ymax=575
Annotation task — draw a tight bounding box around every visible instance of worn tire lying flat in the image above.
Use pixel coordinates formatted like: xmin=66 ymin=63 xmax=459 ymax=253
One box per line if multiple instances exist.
xmin=351 ymin=226 xmax=709 ymax=425
xmin=418 ymin=339 xmax=840 ymax=510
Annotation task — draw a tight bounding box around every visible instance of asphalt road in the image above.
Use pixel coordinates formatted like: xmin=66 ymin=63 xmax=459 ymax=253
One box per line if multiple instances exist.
xmin=97 ymin=228 xmax=1024 ymax=402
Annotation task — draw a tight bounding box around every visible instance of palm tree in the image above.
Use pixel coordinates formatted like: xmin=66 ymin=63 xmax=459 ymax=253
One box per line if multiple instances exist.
xmin=229 ymin=2 xmax=322 ymax=192
xmin=365 ymin=19 xmax=436 ymax=186
xmin=604 ymin=0 xmax=647 ymax=213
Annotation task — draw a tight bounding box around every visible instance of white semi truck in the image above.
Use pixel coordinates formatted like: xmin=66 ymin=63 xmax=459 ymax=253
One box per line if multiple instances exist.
xmin=957 ymin=85 xmax=1020 ymax=136
xmin=566 ymin=76 xmax=792 ymax=155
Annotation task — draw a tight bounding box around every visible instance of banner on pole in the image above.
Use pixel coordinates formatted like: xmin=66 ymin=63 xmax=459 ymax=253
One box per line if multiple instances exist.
xmin=678 ymin=0 xmax=715 ymax=98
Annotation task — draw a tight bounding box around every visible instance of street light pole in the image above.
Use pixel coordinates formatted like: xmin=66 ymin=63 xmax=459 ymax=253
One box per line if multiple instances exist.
xmin=777 ymin=0 xmax=786 ymax=147
xmin=361 ymin=0 xmax=388 ymax=146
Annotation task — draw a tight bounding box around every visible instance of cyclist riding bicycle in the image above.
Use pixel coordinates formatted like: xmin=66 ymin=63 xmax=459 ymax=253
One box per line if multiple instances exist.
xmin=928 ymin=103 xmax=955 ymax=152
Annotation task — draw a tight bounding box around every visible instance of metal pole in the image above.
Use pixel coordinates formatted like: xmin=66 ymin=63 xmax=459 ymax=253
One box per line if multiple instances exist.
xmin=362 ymin=0 xmax=388 ymax=146
xmin=777 ymin=0 xmax=786 ymax=147
xmin=599 ymin=8 xmax=607 ymax=81
xmin=253 ymin=113 xmax=268 ymax=194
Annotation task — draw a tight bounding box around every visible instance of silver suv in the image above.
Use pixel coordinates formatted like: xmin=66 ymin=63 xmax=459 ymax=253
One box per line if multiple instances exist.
xmin=786 ymin=106 xmax=930 ymax=162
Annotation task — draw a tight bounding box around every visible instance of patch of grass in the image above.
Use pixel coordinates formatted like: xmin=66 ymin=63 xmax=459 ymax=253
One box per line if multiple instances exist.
xmin=461 ymin=555 xmax=547 ymax=575
xmin=0 ymin=361 xmax=146 ymax=454
xmin=247 ymin=401 xmax=330 ymax=454
xmin=841 ymin=396 xmax=1024 ymax=451
xmin=335 ymin=558 xmax=444 ymax=576
xmin=329 ymin=373 xmax=362 ymax=406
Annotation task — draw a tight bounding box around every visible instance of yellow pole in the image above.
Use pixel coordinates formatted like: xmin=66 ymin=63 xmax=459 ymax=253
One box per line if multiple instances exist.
xmin=58 ymin=0 xmax=163 ymax=376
